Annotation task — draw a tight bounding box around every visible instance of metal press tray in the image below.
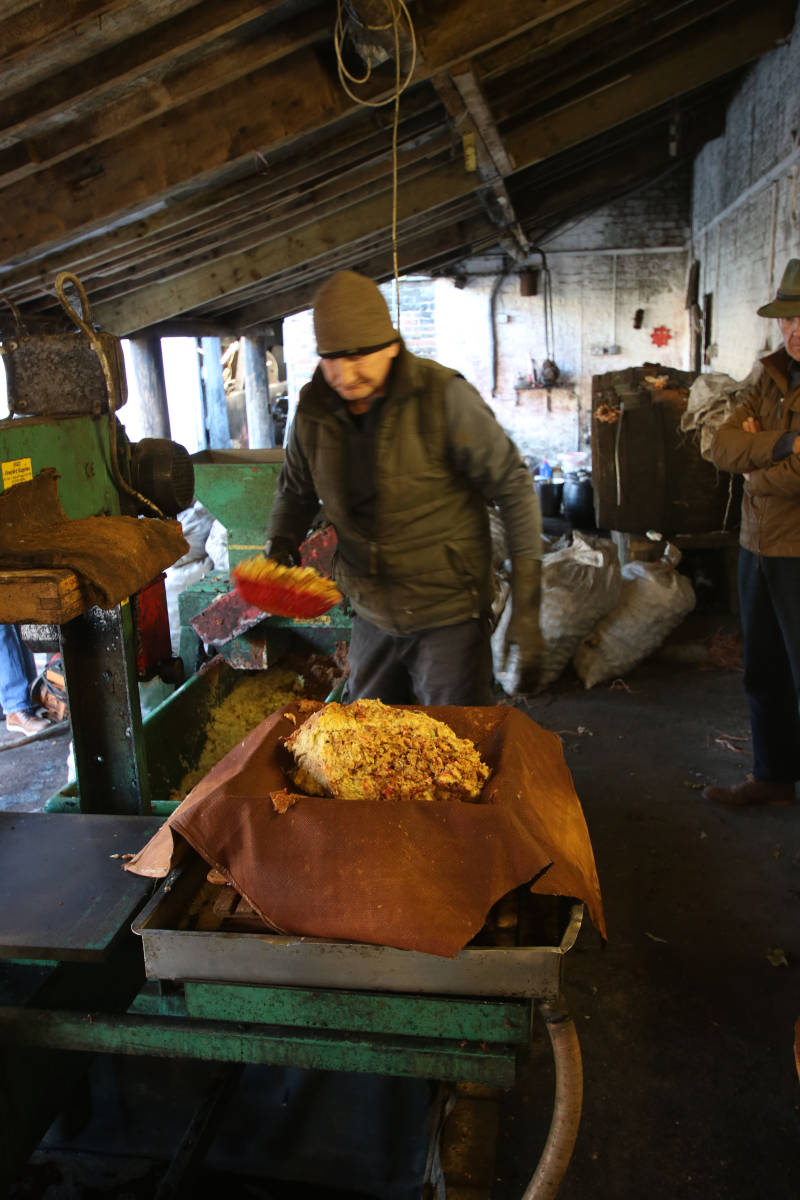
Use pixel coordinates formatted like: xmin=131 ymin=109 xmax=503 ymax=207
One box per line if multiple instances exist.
xmin=133 ymin=856 xmax=583 ymax=999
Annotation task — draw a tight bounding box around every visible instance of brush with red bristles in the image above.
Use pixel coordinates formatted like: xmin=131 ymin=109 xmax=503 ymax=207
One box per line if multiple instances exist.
xmin=231 ymin=554 xmax=343 ymax=619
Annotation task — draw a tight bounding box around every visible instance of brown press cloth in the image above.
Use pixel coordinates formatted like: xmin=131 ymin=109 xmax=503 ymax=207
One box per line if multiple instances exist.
xmin=127 ymin=701 xmax=606 ymax=957
xmin=0 ymin=469 xmax=189 ymax=607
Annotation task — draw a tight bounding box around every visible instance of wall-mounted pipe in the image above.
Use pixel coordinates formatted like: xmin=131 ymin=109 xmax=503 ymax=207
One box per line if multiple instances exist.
xmin=490 ymin=265 xmax=510 ymax=397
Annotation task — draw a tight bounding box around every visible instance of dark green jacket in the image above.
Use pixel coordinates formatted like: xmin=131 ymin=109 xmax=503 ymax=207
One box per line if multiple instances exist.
xmin=711 ymin=347 xmax=800 ymax=556
xmin=267 ymin=343 xmax=540 ymax=634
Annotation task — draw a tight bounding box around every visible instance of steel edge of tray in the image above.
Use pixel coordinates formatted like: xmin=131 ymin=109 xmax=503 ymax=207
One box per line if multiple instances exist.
xmin=131 ymin=866 xmax=584 ymax=1000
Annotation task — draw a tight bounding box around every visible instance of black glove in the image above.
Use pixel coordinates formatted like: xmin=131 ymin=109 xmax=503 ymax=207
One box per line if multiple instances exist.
xmin=503 ymin=557 xmax=544 ymax=694
xmin=264 ymin=536 xmax=300 ymax=568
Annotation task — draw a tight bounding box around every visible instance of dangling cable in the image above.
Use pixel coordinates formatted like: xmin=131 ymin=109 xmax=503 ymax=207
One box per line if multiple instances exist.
xmin=334 ymin=0 xmax=416 ymax=105
xmin=333 ymin=1 xmax=417 ymax=327
xmin=391 ymin=4 xmax=401 ymax=323
xmin=54 ymin=272 xmax=165 ymax=518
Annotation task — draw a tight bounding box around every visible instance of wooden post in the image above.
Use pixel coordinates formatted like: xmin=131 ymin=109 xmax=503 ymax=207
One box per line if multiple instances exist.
xmin=126 ymin=336 xmax=171 ymax=439
xmin=200 ymin=337 xmax=230 ymax=449
xmin=242 ymin=335 xmax=274 ymax=448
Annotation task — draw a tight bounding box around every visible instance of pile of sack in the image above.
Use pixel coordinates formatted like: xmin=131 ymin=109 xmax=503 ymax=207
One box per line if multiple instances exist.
xmin=164 ymin=501 xmax=229 ymax=653
xmin=492 ymin=531 xmax=696 ymax=694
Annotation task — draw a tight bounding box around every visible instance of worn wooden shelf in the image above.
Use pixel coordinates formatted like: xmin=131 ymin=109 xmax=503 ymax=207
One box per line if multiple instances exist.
xmin=0 ymin=567 xmax=89 ymax=624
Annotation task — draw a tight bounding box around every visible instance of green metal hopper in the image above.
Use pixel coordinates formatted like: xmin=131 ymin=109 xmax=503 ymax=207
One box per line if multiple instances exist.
xmin=182 ymin=448 xmax=351 ymax=678
xmin=190 ymin=448 xmax=284 ymax=569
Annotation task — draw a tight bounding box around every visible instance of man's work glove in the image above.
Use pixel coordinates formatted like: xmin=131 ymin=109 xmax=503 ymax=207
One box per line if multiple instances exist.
xmin=264 ymin=536 xmax=301 ymax=567
xmin=503 ymin=557 xmax=544 ymax=694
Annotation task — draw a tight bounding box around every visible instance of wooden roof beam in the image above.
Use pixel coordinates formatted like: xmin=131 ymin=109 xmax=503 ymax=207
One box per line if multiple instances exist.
xmin=65 ymin=136 xmax=455 ymax=309
xmin=0 ymin=1 xmax=289 ymax=145
xmin=0 ymin=96 xmax=441 ymax=295
xmin=489 ymin=0 xmax=746 ymax=121
xmin=227 ymin=213 xmax=498 ymax=329
xmin=86 ymin=0 xmax=793 ymax=332
xmin=503 ymin=0 xmax=794 ymax=168
xmin=0 ymin=0 xmax=599 ymax=266
xmin=92 ymin=159 xmax=478 ymax=333
xmin=0 ymin=1 xmax=133 ymax=71
xmin=477 ymin=0 xmax=641 ymax=80
xmin=0 ymin=3 xmax=330 ymax=188
xmin=191 ymin=191 xmax=483 ymax=317
xmin=440 ymin=63 xmax=530 ymax=257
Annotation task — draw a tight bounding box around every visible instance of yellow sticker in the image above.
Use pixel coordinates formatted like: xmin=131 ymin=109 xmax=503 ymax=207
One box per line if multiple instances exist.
xmin=1 ymin=457 xmax=33 ymax=490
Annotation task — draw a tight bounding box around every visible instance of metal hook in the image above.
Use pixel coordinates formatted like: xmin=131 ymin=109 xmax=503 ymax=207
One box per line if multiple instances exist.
xmin=54 ymin=271 xmax=94 ymax=337
xmin=0 ymin=294 xmax=25 ymax=342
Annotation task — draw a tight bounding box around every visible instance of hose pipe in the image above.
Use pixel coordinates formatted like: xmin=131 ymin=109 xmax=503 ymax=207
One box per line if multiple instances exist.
xmin=54 ymin=271 xmax=165 ymax=518
xmin=522 ymin=998 xmax=584 ymax=1200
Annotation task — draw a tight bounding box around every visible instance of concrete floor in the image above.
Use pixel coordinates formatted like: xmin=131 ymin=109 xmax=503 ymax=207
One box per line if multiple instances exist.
xmin=502 ymin=645 xmax=800 ymax=1199
xmin=0 ymin=721 xmax=70 ymax=813
xmin=3 ymin=616 xmax=800 ymax=1199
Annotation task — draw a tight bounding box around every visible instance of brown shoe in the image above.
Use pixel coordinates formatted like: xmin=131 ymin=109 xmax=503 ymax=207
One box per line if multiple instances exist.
xmin=5 ymin=710 xmax=50 ymax=737
xmin=703 ymin=777 xmax=796 ymax=807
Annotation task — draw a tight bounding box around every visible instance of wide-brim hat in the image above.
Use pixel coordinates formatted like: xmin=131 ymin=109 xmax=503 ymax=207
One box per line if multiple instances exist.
xmin=757 ymin=258 xmax=800 ymax=317
xmin=313 ymin=270 xmax=399 ymax=356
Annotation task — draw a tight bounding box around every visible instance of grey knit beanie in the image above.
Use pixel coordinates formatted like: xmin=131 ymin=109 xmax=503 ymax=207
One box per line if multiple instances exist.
xmin=313 ymin=270 xmax=398 ymax=355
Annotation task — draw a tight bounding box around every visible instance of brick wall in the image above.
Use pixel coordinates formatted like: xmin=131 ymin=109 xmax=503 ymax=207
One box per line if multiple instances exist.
xmin=283 ymin=169 xmax=691 ymax=464
xmin=431 ymin=165 xmax=691 ymax=460
xmin=690 ymin=1 xmax=800 ymax=380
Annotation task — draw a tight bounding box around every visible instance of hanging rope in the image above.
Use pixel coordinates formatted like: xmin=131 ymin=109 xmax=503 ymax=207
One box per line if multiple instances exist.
xmin=333 ymin=0 xmax=417 ymax=326
xmin=54 ymin=271 xmax=165 ymax=518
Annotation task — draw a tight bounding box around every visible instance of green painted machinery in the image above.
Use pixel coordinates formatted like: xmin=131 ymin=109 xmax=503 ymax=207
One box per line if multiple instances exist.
xmin=179 ymin=447 xmax=351 ymax=676
xmin=190 ymin=447 xmax=284 ymax=569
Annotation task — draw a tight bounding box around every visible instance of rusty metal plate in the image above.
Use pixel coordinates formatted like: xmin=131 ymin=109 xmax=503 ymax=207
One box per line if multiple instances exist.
xmin=1 ymin=333 xmax=126 ymax=416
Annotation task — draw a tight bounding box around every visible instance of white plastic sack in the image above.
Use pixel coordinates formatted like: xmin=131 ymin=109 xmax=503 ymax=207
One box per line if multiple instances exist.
xmin=492 ymin=532 xmax=622 ymax=695
xmin=164 ymin=556 xmax=214 ymax=653
xmin=174 ymin=502 xmax=215 ymax=566
xmin=680 ymin=365 xmax=760 ymax=461
xmin=572 ymin=544 xmax=696 ymax=688
xmin=537 ymin=533 xmax=622 ymax=689
xmin=205 ymin=520 xmax=229 ymax=571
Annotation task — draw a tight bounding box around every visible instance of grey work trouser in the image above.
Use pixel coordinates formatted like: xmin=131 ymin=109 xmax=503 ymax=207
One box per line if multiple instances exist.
xmin=344 ymin=612 xmax=495 ymax=705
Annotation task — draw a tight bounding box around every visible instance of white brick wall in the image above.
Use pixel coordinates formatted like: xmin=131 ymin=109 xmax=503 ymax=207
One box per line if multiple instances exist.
xmin=690 ymin=0 xmax=800 ymax=380
xmin=284 ymin=216 xmax=691 ymax=463
xmin=435 ymin=164 xmax=691 ymax=460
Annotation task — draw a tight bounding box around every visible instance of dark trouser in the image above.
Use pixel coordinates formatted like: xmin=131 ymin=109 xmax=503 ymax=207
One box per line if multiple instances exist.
xmin=738 ymin=548 xmax=800 ymax=783
xmin=345 ymin=613 xmax=495 ymax=705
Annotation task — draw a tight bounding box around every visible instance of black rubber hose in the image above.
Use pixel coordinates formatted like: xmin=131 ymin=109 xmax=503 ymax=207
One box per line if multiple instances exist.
xmin=522 ymin=998 xmax=584 ymax=1199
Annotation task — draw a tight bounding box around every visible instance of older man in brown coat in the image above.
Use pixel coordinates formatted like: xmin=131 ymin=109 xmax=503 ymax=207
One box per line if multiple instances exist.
xmin=704 ymin=260 xmax=800 ymax=807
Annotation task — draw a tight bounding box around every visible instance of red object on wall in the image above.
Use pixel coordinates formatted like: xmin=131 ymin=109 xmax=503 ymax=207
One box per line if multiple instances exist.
xmin=650 ymin=325 xmax=672 ymax=347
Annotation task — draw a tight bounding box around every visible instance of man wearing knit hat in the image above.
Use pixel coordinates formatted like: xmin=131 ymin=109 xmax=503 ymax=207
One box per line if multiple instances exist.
xmin=266 ymin=269 xmax=543 ymax=703
xmin=704 ymin=258 xmax=800 ymax=808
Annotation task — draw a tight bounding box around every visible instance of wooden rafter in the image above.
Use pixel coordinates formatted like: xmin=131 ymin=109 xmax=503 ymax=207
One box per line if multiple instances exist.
xmin=0 ymin=0 xmax=597 ymax=265
xmin=0 ymin=3 xmax=329 ymax=187
xmin=0 ymin=2 xmax=287 ymax=145
xmin=433 ymin=65 xmax=529 ymax=257
xmin=86 ymin=0 xmax=792 ymax=333
xmin=0 ymin=0 xmax=794 ymax=334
